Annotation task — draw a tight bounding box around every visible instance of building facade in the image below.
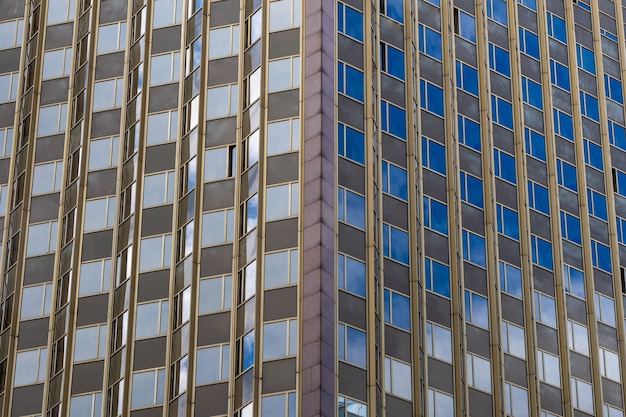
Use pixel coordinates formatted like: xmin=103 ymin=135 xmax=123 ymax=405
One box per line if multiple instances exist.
xmin=0 ymin=0 xmax=626 ymax=415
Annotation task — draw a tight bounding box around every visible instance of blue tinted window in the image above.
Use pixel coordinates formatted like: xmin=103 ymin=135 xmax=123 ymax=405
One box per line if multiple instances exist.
xmin=384 ymin=289 xmax=410 ymax=330
xmin=420 ymin=79 xmax=444 ymax=116
xmin=382 ymin=161 xmax=408 ymax=200
xmin=338 ymin=187 xmax=365 ymax=229
xmin=456 ymin=61 xmax=479 ymax=95
xmin=531 ymin=235 xmax=553 ymax=270
xmin=601 ymin=28 xmax=619 ymax=42
xmin=494 ymin=148 xmax=516 ymax=184
xmin=604 ymin=75 xmax=624 ymax=104
xmin=381 ymin=43 xmax=405 ymax=80
xmin=338 ymin=62 xmax=364 ymax=102
xmin=383 ymin=224 xmax=409 ymax=264
xmin=583 ymin=139 xmax=602 ymax=170
xmin=456 ymin=10 xmax=476 ymax=42
xmin=576 ymin=44 xmax=595 ymax=74
xmin=579 ymin=91 xmax=599 ymax=121
xmin=587 ymin=189 xmax=607 ymax=220
xmin=524 ymin=128 xmax=546 ymax=160
xmin=242 ymin=330 xmax=254 ymax=370
xmin=488 ymin=43 xmax=510 ymax=77
xmin=591 ymin=240 xmax=611 ymax=273
xmin=422 ymin=137 xmax=446 ymax=175
xmin=563 ymin=264 xmax=585 ymax=298
xmin=491 ymin=95 xmax=513 ymax=129
xmin=497 ymin=204 xmax=519 ymax=240
xmin=487 ymin=0 xmax=507 ymax=24
xmin=617 ymin=217 xmax=626 ymax=245
xmin=499 ymin=261 xmax=522 ymax=298
xmin=560 ymin=211 xmax=581 ymax=245
xmin=519 ymin=27 xmax=539 ymax=58
xmin=338 ymin=254 xmax=366 ymax=296
xmin=425 ymin=258 xmax=450 ymax=297
xmin=337 ymin=2 xmax=363 ymax=41
xmin=546 ymin=12 xmax=566 ymax=42
xmin=460 ymin=171 xmax=483 ymax=208
xmin=338 ymin=123 xmax=365 ymax=164
xmin=518 ymin=0 xmax=536 ymax=10
xmin=465 ymin=290 xmax=488 ymax=328
xmin=458 ymin=115 xmax=481 ymax=151
xmin=608 ymin=121 xmax=626 ymax=150
xmin=381 ymin=100 xmax=406 ymax=139
xmin=614 ymin=169 xmax=626 ymax=197
xmin=528 ymin=181 xmax=549 ymax=215
xmin=382 ymin=0 xmax=403 ymax=23
xmin=462 ymin=230 xmax=486 ymax=267
xmin=418 ymin=24 xmax=442 ymax=60
xmin=553 ymin=109 xmax=573 ymax=140
xmin=338 ymin=324 xmax=366 ymax=367
xmin=556 ymin=159 xmax=577 ymax=191
xmin=522 ymin=77 xmax=543 ymax=109
xmin=424 ymin=196 xmax=448 ymax=235
xmin=549 ymin=59 xmax=570 ymax=91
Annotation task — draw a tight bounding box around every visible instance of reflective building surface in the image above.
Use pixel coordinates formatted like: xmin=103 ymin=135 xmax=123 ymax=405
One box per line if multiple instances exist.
xmin=1 ymin=0 xmax=626 ymax=415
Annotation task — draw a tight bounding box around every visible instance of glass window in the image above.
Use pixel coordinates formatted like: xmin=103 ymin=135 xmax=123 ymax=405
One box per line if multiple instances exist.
xmin=556 ymin=159 xmax=577 ymax=191
xmin=546 ymin=12 xmax=566 ymax=43
xmin=617 ymin=216 xmax=626 ymax=244
xmin=261 ymin=392 xmax=296 ymax=417
xmin=504 ymin=384 xmax=529 ymax=417
xmin=88 ymin=136 xmax=119 ymax=171
xmin=458 ymin=115 xmax=480 ymax=150
xmin=423 ymin=196 xmax=447 ymax=235
xmin=32 ymin=161 xmax=64 ymax=194
xmin=14 ymin=348 xmax=47 ymax=386
xmin=138 ymin=234 xmax=172 ymax=271
xmin=496 ymin=204 xmax=519 ymax=240
xmin=338 ymin=62 xmax=364 ymax=102
xmin=553 ymin=109 xmax=573 ymax=140
xmin=591 ymin=239 xmax=611 ymax=273
xmin=338 ymin=187 xmax=365 ymax=229
xmin=196 ymin=344 xmax=230 ymax=383
xmin=567 ymin=319 xmax=589 ymax=355
xmin=204 ymin=146 xmax=236 ymax=181
xmin=337 ymin=2 xmax=363 ymax=41
xmin=488 ymin=43 xmax=510 ymax=77
xmin=460 ymin=171 xmax=483 ymax=208
xmin=84 ymin=197 xmax=116 ymax=231
xmin=549 ymin=59 xmax=570 ymax=91
xmin=576 ymin=44 xmax=595 ymax=74
xmin=615 ymin=168 xmax=626 ymax=197
xmin=269 ymin=0 xmax=301 ymax=31
xmin=462 ymin=230 xmax=486 ymax=267
xmin=208 ymin=25 xmax=239 ymax=59
xmin=153 ymin=0 xmax=183 ymax=27
xmin=534 ymin=291 xmax=557 ymax=327
xmin=493 ymin=148 xmax=516 ymax=184
xmin=93 ymin=78 xmax=123 ymax=111
xmin=381 ymin=100 xmax=406 ymax=139
xmin=604 ymin=74 xmax=623 ymax=104
xmin=579 ymin=91 xmax=599 ymax=121
xmin=381 ymin=42 xmax=405 ymax=80
xmin=263 ymin=319 xmax=297 ymax=359
xmin=486 ymin=0 xmax=507 ymax=24
xmin=603 ymin=404 xmax=623 ymax=417
xmin=425 ymin=258 xmax=450 ymax=297
xmin=499 ymin=261 xmax=522 ymax=298
xmin=531 ymin=235 xmax=553 ymax=270
xmin=146 ymin=110 xmax=178 ymax=144
xmin=96 ymin=22 xmax=127 ymax=54
xmin=537 ymin=350 xmax=560 ymax=386
xmin=467 ymin=353 xmax=492 ymax=392
xmin=47 ymin=0 xmax=76 ymax=24
xmin=428 ymin=389 xmax=454 ymax=417
xmin=418 ymin=24 xmax=442 ymax=60
xmin=338 ymin=253 xmax=366 ymax=297
xmin=455 ymin=10 xmax=476 ymax=42
xmin=595 ymin=292 xmax=616 ymax=326
xmin=242 ymin=194 xmax=258 ymax=233
xmin=426 ymin=321 xmax=452 ymax=362
xmin=206 ymin=84 xmax=238 ymax=119
xmin=266 ymin=183 xmax=299 ymax=220
xmin=422 ymin=137 xmax=445 ymax=175
xmin=383 ymin=223 xmax=409 ymax=264
xmin=338 ymin=323 xmax=366 ymax=367
xmin=384 ymin=289 xmax=410 ymax=330
xmin=135 ymin=300 xmax=169 ymax=338
xmin=26 ymin=221 xmax=58 ymax=256
xmin=517 ymin=0 xmax=535 ymax=10
xmin=501 ymin=321 xmax=525 ymax=359
xmin=560 ymin=211 xmax=581 ymax=245
xmin=521 ymin=77 xmax=543 ymax=110
xmin=587 ymin=189 xmax=607 ymax=220
xmin=198 ymin=275 xmax=232 ymax=314
xmin=37 ymin=103 xmax=68 ymax=136
xmin=69 ymin=392 xmax=102 ymax=417
xmin=464 ymin=289 xmax=488 ymax=328
xmin=338 ymin=123 xmax=364 ymax=164
xmin=79 ymin=259 xmax=111 ymax=296
xmin=528 ymin=181 xmax=549 ymax=215
xmin=143 ymin=171 xmax=175 ymax=207
xmin=130 ymin=369 xmax=165 ymax=409
xmin=264 ymin=249 xmax=298 ymax=289
xmin=380 ymin=0 xmax=403 ymax=23
xmin=269 ymin=56 xmax=300 ymax=92
xmin=456 ymin=61 xmax=478 ymax=95
xmin=519 ymin=27 xmax=539 ymax=58
xmin=268 ymin=118 xmax=300 ymax=156
xmin=338 ymin=396 xmax=366 ymax=417
xmin=0 ymin=127 xmax=13 ymax=158
xmin=0 ymin=184 xmax=8 ymax=216
xmin=201 ymin=209 xmax=234 ymax=245
xmin=491 ymin=95 xmax=513 ymax=129
xmin=0 ymin=72 xmax=19 ymax=103
xmin=0 ymin=19 xmax=24 ymax=50
xmin=20 ymin=283 xmax=52 ymax=319
xmin=599 ymin=347 xmax=620 ymax=382
xmin=583 ymin=139 xmax=603 ymax=170
xmin=74 ymin=324 xmax=107 ymax=361
xmin=420 ymin=79 xmax=444 ymax=116
xmin=382 ymin=161 xmax=407 ymax=200
xmin=150 ymin=52 xmax=180 ymax=85
xmin=571 ymin=378 xmax=594 ymax=414
xmin=384 ymin=357 xmax=412 ymax=400
xmin=563 ymin=264 xmax=584 ymax=299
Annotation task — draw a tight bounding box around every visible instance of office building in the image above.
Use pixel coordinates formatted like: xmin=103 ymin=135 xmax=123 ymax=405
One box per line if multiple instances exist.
xmin=0 ymin=0 xmax=626 ymax=415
